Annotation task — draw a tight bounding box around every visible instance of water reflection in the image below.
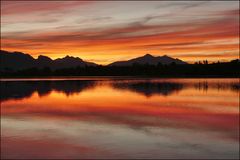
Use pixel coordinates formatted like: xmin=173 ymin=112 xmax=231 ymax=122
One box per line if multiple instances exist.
xmin=193 ymin=81 xmax=240 ymax=92
xmin=112 ymin=81 xmax=184 ymax=97
xmin=1 ymin=79 xmax=239 ymax=101
xmin=0 ymin=80 xmax=96 ymax=101
xmin=1 ymin=78 xmax=239 ymax=159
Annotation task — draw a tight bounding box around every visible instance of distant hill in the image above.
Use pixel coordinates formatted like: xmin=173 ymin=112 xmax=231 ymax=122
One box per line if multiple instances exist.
xmin=0 ymin=50 xmax=187 ymax=71
xmin=109 ymin=54 xmax=187 ymax=66
xmin=0 ymin=50 xmax=97 ymax=71
xmin=53 ymin=55 xmax=97 ymax=69
xmin=1 ymin=50 xmax=239 ymax=77
xmin=0 ymin=50 xmax=36 ymax=71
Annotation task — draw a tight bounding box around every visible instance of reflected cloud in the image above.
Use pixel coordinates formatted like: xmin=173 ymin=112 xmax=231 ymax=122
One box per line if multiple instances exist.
xmin=1 ymin=78 xmax=239 ymax=159
xmin=1 ymin=135 xmax=103 ymax=159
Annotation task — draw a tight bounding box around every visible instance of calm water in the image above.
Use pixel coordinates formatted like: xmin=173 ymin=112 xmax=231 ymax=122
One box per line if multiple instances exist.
xmin=1 ymin=78 xmax=239 ymax=159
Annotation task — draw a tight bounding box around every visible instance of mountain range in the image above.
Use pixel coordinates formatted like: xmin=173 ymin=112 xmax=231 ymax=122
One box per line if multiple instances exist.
xmin=109 ymin=54 xmax=187 ymax=66
xmin=0 ymin=50 xmax=187 ymax=71
xmin=0 ymin=50 xmax=97 ymax=71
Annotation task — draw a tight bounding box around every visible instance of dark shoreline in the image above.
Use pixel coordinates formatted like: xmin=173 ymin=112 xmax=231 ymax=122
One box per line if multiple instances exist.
xmin=1 ymin=75 xmax=239 ymax=79
xmin=1 ymin=61 xmax=239 ymax=79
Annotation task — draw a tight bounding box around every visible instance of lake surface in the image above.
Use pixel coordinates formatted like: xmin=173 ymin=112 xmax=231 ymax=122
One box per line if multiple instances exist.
xmin=1 ymin=78 xmax=239 ymax=159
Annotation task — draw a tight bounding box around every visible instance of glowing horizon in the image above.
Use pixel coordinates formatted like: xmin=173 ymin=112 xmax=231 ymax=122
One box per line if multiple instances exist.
xmin=1 ymin=1 xmax=239 ymax=65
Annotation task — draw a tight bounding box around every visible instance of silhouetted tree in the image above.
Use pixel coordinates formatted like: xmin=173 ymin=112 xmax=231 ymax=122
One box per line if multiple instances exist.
xmin=1 ymin=59 xmax=239 ymax=78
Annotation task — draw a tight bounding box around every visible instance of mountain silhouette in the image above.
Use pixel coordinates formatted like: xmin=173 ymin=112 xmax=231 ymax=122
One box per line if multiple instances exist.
xmin=1 ymin=50 xmax=239 ymax=77
xmin=0 ymin=50 xmax=97 ymax=71
xmin=53 ymin=55 xmax=97 ymax=69
xmin=36 ymin=55 xmax=54 ymax=69
xmin=109 ymin=54 xmax=187 ymax=66
xmin=0 ymin=50 xmax=36 ymax=70
xmin=0 ymin=50 xmax=188 ymax=71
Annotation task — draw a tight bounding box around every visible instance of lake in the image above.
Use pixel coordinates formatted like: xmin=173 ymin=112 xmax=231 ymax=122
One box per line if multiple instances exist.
xmin=1 ymin=78 xmax=239 ymax=159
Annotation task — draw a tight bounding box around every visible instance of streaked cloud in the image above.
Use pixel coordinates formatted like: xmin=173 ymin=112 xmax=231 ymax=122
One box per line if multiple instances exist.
xmin=1 ymin=1 xmax=239 ymax=64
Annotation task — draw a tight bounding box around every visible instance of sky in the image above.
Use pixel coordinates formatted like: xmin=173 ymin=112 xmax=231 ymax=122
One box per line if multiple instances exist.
xmin=1 ymin=1 xmax=239 ymax=64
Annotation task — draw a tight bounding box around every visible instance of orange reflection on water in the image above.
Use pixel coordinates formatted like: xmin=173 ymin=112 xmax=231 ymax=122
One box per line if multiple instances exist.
xmin=1 ymin=78 xmax=239 ymax=159
xmin=2 ymin=81 xmax=239 ymax=131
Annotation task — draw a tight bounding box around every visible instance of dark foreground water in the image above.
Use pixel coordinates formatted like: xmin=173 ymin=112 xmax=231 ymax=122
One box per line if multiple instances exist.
xmin=1 ymin=78 xmax=239 ymax=159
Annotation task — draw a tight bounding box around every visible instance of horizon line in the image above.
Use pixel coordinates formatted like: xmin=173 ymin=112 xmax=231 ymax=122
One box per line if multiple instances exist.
xmin=0 ymin=49 xmax=238 ymax=65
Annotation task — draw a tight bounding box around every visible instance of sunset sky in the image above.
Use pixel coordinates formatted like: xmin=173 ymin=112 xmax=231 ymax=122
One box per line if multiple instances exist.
xmin=1 ymin=1 xmax=239 ymax=64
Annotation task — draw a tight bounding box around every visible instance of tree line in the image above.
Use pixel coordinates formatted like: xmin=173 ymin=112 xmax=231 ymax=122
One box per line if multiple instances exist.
xmin=1 ymin=60 xmax=239 ymax=78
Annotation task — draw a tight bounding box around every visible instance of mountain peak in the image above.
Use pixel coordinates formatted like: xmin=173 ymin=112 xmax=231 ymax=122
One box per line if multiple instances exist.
xmin=64 ymin=55 xmax=72 ymax=58
xmin=143 ymin=53 xmax=154 ymax=58
xmin=109 ymin=53 xmax=187 ymax=66
xmin=162 ymin=55 xmax=170 ymax=58
xmin=38 ymin=55 xmax=52 ymax=61
xmin=62 ymin=55 xmax=82 ymax=61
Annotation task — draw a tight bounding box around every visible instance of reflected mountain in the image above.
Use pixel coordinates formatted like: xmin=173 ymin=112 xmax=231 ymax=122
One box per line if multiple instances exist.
xmin=111 ymin=80 xmax=239 ymax=97
xmin=0 ymin=80 xmax=96 ymax=102
xmin=1 ymin=79 xmax=239 ymax=102
xmin=112 ymin=81 xmax=184 ymax=97
xmin=193 ymin=81 xmax=240 ymax=92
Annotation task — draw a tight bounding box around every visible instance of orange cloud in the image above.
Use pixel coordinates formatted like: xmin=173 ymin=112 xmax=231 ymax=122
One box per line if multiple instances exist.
xmin=1 ymin=2 xmax=239 ymax=64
